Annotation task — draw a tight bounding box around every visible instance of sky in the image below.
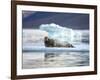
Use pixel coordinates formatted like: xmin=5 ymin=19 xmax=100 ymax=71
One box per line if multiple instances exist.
xmin=22 ymin=10 xmax=89 ymax=30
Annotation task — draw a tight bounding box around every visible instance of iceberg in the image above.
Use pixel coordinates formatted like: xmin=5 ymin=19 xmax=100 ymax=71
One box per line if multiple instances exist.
xmin=39 ymin=23 xmax=89 ymax=44
xmin=40 ymin=23 xmax=73 ymax=43
xmin=22 ymin=23 xmax=89 ymax=50
xmin=23 ymin=29 xmax=48 ymax=48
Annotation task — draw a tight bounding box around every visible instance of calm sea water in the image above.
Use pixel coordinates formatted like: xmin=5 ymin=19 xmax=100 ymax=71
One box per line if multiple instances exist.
xmin=22 ymin=51 xmax=89 ymax=69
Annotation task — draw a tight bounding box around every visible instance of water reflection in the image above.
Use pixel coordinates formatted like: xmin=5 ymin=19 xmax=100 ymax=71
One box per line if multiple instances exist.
xmin=23 ymin=52 xmax=89 ymax=69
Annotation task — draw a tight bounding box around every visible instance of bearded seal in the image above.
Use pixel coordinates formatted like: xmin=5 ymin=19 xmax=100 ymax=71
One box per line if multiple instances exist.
xmin=44 ymin=36 xmax=74 ymax=48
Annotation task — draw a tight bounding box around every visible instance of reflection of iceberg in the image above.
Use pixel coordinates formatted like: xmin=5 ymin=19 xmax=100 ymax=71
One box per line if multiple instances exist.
xmin=40 ymin=23 xmax=89 ymax=44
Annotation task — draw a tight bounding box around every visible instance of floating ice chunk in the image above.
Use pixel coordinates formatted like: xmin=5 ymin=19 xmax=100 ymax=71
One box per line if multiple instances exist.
xmin=40 ymin=23 xmax=73 ymax=43
xmin=39 ymin=23 xmax=89 ymax=44
xmin=23 ymin=29 xmax=48 ymax=47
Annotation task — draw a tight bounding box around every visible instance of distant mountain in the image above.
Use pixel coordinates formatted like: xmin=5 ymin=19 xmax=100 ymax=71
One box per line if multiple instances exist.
xmin=22 ymin=11 xmax=89 ymax=30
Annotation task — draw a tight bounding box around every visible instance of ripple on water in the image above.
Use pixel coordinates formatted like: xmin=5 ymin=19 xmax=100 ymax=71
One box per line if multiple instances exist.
xmin=22 ymin=51 xmax=89 ymax=69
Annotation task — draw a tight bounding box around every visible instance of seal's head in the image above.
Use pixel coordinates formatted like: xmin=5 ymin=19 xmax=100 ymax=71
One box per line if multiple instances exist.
xmin=44 ymin=36 xmax=48 ymax=41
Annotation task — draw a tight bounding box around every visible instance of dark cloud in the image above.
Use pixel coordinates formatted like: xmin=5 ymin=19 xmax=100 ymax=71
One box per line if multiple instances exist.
xmin=22 ymin=11 xmax=89 ymax=30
